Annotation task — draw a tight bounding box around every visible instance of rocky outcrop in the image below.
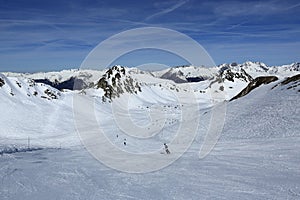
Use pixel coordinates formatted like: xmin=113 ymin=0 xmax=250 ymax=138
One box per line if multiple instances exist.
xmin=44 ymin=89 xmax=59 ymax=99
xmin=289 ymin=63 xmax=300 ymax=71
xmin=220 ymin=66 xmax=253 ymax=83
xmin=230 ymin=76 xmax=279 ymax=101
xmin=0 ymin=78 xmax=5 ymax=87
xmin=271 ymin=74 xmax=300 ymax=91
xmin=96 ymin=66 xmax=141 ymax=101
xmin=278 ymin=74 xmax=300 ymax=86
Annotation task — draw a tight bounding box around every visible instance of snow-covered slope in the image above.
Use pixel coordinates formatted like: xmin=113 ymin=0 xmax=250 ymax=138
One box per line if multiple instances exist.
xmin=0 ymin=63 xmax=299 ymax=199
xmin=0 ymin=73 xmax=61 ymax=101
xmin=0 ymin=62 xmax=298 ymax=148
xmin=3 ymin=69 xmax=105 ymax=84
xmin=0 ymin=73 xmax=78 ymax=147
xmin=222 ymin=74 xmax=300 ymax=140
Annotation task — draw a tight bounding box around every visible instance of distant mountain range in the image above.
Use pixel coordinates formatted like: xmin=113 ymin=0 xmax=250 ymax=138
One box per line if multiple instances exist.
xmin=0 ymin=61 xmax=299 ymax=148
xmin=1 ymin=61 xmax=299 ymax=103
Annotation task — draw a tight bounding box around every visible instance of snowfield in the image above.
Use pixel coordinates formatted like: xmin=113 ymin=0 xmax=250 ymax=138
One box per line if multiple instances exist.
xmin=0 ymin=62 xmax=299 ymax=199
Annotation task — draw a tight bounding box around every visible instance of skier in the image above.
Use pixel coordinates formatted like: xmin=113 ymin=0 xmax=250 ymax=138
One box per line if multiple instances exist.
xmin=164 ymin=143 xmax=170 ymax=154
xmin=123 ymin=138 xmax=127 ymax=146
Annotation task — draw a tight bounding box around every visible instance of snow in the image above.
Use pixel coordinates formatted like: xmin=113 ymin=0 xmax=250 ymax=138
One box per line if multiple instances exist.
xmin=0 ymin=63 xmax=299 ymax=199
xmin=222 ymin=80 xmax=300 ymax=140
xmin=2 ymin=69 xmax=105 ymax=85
xmin=1 ymin=138 xmax=299 ymax=199
xmin=0 ymin=73 xmax=79 ymax=148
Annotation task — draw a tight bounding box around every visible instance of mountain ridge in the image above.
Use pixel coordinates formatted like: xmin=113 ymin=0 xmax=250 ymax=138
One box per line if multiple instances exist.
xmin=1 ymin=61 xmax=299 ymax=103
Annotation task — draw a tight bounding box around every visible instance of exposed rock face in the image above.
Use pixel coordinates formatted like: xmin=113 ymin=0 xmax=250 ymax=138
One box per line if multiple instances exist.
xmin=44 ymin=89 xmax=59 ymax=99
xmin=0 ymin=78 xmax=4 ymax=87
xmin=278 ymin=74 xmax=300 ymax=86
xmin=272 ymin=74 xmax=300 ymax=91
xmin=96 ymin=66 xmax=141 ymax=101
xmin=209 ymin=65 xmax=253 ymax=89
xmin=289 ymin=63 xmax=300 ymax=71
xmin=230 ymin=76 xmax=279 ymax=101
xmin=224 ymin=69 xmax=253 ymax=82
xmin=220 ymin=66 xmax=253 ymax=82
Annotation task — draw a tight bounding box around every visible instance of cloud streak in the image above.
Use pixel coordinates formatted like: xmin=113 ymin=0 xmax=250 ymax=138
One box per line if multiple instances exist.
xmin=212 ymin=0 xmax=300 ymax=17
xmin=145 ymin=0 xmax=189 ymax=21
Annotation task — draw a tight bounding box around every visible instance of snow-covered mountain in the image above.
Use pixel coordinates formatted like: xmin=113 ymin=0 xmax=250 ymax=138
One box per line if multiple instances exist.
xmin=0 ymin=61 xmax=298 ymax=111
xmin=153 ymin=65 xmax=218 ymax=83
xmin=2 ymin=61 xmax=298 ymax=90
xmin=0 ymin=73 xmax=61 ymax=101
xmin=95 ymin=65 xmax=141 ymax=101
xmin=0 ymin=61 xmax=298 ymax=146
xmin=151 ymin=61 xmax=299 ymax=82
xmin=0 ymin=61 xmax=300 ymax=199
xmin=1 ymin=61 xmax=299 ymax=105
xmin=3 ymin=69 xmax=105 ymax=84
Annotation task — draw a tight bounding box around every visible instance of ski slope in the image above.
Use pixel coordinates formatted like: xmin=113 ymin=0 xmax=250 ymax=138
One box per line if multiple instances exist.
xmin=1 ymin=136 xmax=300 ymax=200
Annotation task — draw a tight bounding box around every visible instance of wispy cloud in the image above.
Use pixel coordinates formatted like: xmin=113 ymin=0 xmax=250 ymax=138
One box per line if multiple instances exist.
xmin=145 ymin=0 xmax=189 ymax=21
xmin=285 ymin=2 xmax=300 ymax=10
xmin=212 ymin=0 xmax=298 ymax=17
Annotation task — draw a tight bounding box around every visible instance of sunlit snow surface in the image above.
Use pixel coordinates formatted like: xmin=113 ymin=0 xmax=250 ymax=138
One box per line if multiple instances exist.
xmin=1 ymin=137 xmax=300 ymax=200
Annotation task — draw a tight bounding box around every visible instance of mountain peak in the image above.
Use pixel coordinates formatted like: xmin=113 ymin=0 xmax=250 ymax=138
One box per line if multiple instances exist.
xmin=95 ymin=65 xmax=141 ymax=101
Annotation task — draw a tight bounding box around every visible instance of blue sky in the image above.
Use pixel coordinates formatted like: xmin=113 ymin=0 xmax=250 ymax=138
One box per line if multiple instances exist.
xmin=0 ymin=0 xmax=299 ymax=72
